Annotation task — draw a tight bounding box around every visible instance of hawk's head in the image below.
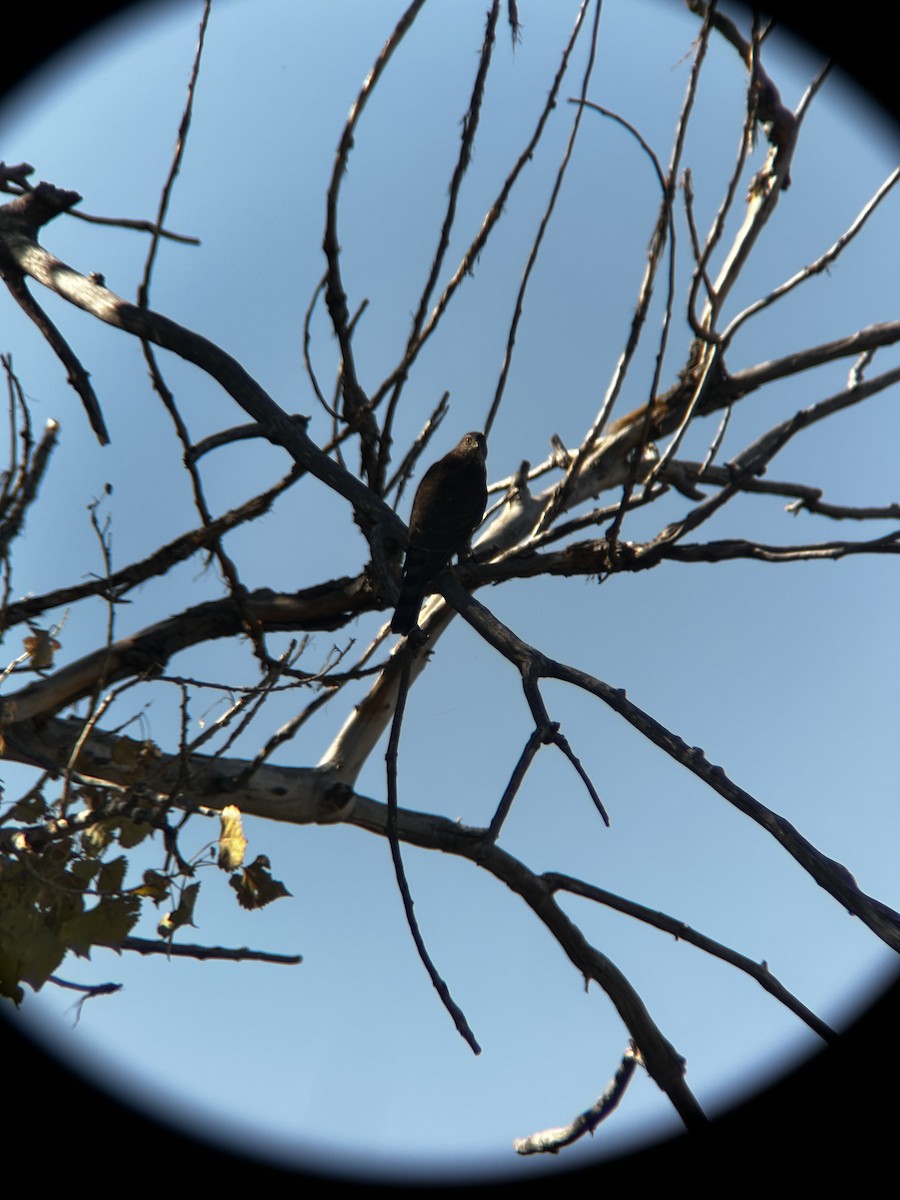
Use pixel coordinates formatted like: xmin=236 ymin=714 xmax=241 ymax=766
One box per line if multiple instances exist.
xmin=457 ymin=431 xmax=487 ymax=464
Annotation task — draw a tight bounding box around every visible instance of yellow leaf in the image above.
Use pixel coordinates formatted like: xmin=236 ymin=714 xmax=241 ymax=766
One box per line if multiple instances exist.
xmin=23 ymin=630 xmax=62 ymax=671
xmin=217 ymin=805 xmax=247 ymax=872
xmin=157 ymin=882 xmax=200 ymax=938
xmin=129 ymin=869 xmax=170 ymax=904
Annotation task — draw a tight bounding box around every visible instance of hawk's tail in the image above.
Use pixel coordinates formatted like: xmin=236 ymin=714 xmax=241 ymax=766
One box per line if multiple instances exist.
xmin=390 ymin=586 xmax=424 ymax=635
xmin=391 ymin=562 xmax=431 ymax=635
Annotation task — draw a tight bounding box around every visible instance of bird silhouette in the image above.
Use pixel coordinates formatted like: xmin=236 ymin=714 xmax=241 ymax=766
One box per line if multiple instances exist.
xmin=391 ymin=431 xmax=487 ymax=635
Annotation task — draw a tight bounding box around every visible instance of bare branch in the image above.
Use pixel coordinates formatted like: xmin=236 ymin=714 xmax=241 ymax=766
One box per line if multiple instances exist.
xmin=723 ymin=322 xmax=900 ymax=396
xmin=546 ymin=873 xmax=838 ymax=1043
xmin=647 ymin=365 xmax=900 ymax=549
xmin=348 ymin=793 xmax=707 ymax=1130
xmin=0 ymin=384 xmax=59 ymax=559
xmin=658 ymin=530 xmax=900 ymax=564
xmin=661 ymin=460 xmax=900 ymax=522
xmin=121 ymin=937 xmax=302 ymax=965
xmin=1 ymin=467 xmax=301 ymax=629
xmin=0 ymin=184 xmax=405 ymax=550
xmin=137 ymin=0 xmax=211 ymax=303
xmin=486 ymin=728 xmax=544 ymax=841
xmin=1 ymin=715 xmax=356 ymax=826
xmin=2 ymin=576 xmax=377 ymax=723
xmin=439 ymin=578 xmax=900 ymax=954
xmin=723 ymin=168 xmax=900 ymax=342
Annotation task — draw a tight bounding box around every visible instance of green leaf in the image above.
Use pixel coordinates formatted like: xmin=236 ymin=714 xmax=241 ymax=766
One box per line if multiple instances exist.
xmin=81 ymin=816 xmax=154 ymax=856
xmin=81 ymin=823 xmax=112 ymax=855
xmin=229 ymin=856 xmax=292 ymax=911
xmin=97 ymin=855 xmax=128 ymax=894
xmin=8 ymin=791 xmax=48 ymax=822
xmin=0 ymin=947 xmax=25 ymax=1005
xmin=0 ymin=908 xmax=66 ymax=992
xmin=70 ymin=858 xmax=102 ymax=886
xmin=61 ymin=895 xmax=141 ymax=957
xmin=115 ymin=817 xmax=155 ymax=850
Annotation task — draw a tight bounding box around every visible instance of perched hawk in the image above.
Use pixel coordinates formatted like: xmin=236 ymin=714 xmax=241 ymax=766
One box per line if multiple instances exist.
xmin=391 ymin=431 xmax=488 ymax=635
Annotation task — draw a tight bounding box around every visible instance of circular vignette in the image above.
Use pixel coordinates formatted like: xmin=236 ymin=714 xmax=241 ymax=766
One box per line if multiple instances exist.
xmin=1 ymin=0 xmax=898 ymax=1190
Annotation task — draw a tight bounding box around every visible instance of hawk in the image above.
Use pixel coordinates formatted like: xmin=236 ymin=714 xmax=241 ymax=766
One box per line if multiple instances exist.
xmin=391 ymin=431 xmax=488 ymax=635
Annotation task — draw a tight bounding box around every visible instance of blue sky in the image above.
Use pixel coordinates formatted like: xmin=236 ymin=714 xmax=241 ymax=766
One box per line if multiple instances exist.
xmin=1 ymin=0 xmax=899 ymax=1184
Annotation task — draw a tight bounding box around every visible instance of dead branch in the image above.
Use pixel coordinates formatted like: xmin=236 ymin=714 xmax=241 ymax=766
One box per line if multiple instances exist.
xmin=348 ymin=792 xmax=707 ymax=1130
xmin=439 ymin=578 xmax=900 ymax=954
xmin=2 ymin=576 xmax=377 ymax=722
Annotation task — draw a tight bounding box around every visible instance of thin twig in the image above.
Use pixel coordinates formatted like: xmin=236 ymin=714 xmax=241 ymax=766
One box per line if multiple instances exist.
xmin=386 ymin=639 xmax=481 ymax=1054
xmin=120 ymin=936 xmax=302 ymax=964
xmin=323 ymin=0 xmax=429 ymax=485
xmin=546 ymin=873 xmax=837 ymax=1043
xmin=379 ymin=0 xmax=502 ymax=471
xmin=534 ymin=10 xmax=711 ymax=535
xmin=368 ymin=0 xmax=595 ymax=415
xmin=482 ymin=0 xmax=604 ymax=439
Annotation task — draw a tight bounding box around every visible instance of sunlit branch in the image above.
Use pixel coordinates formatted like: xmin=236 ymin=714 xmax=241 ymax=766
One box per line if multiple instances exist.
xmin=723 ymin=168 xmax=900 ymax=343
xmin=663 ymin=460 xmax=900 ymax=522
xmin=1 ymin=269 xmax=109 ymax=444
xmin=2 ymin=576 xmax=377 ymax=723
xmin=648 ymin=365 xmax=900 ymax=548
xmin=514 ymin=1043 xmax=641 ymax=1154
